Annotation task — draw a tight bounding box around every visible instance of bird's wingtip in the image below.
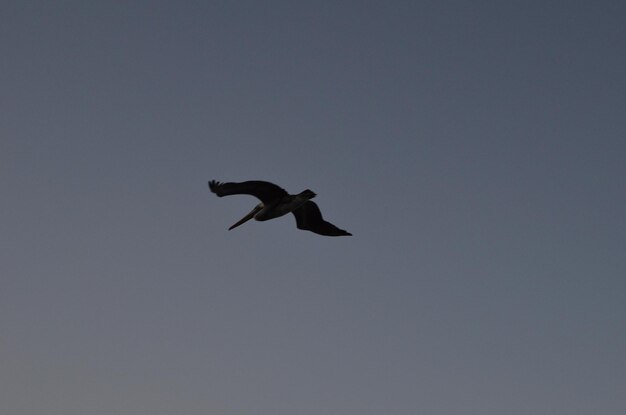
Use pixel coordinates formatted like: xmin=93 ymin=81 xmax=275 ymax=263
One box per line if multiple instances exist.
xmin=208 ymin=180 xmax=221 ymax=195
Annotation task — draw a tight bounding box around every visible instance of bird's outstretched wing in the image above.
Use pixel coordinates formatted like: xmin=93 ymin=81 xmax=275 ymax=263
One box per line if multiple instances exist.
xmin=208 ymin=180 xmax=288 ymax=205
xmin=292 ymin=201 xmax=352 ymax=237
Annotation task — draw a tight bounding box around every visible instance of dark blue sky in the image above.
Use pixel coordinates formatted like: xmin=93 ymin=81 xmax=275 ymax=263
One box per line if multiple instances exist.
xmin=2 ymin=1 xmax=625 ymax=414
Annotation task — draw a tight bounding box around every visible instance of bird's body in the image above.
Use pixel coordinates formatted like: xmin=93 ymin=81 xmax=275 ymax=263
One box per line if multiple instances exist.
xmin=254 ymin=194 xmax=311 ymax=221
xmin=208 ymin=180 xmax=351 ymax=237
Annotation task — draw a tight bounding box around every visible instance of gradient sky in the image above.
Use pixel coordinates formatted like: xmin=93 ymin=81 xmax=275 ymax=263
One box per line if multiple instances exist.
xmin=2 ymin=1 xmax=625 ymax=414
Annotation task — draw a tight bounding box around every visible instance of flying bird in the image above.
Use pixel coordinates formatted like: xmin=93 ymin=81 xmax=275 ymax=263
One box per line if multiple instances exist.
xmin=208 ymin=180 xmax=352 ymax=236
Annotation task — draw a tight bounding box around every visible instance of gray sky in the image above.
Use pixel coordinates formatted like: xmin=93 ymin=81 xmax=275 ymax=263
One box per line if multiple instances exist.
xmin=2 ymin=1 xmax=625 ymax=414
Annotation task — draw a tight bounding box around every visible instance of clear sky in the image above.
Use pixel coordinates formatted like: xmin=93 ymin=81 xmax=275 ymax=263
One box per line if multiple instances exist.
xmin=2 ymin=1 xmax=625 ymax=414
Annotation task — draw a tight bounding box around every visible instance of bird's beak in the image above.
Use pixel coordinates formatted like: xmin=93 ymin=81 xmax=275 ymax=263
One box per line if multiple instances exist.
xmin=229 ymin=205 xmax=262 ymax=230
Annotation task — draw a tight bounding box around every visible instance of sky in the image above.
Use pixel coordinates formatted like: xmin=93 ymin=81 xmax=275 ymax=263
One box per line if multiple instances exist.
xmin=1 ymin=1 xmax=625 ymax=414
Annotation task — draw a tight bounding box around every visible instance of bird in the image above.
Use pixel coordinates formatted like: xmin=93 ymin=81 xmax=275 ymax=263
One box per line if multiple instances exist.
xmin=208 ymin=180 xmax=352 ymax=237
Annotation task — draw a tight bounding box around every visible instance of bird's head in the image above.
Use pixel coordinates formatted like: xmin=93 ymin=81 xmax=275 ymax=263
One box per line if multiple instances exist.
xmin=299 ymin=189 xmax=317 ymax=200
